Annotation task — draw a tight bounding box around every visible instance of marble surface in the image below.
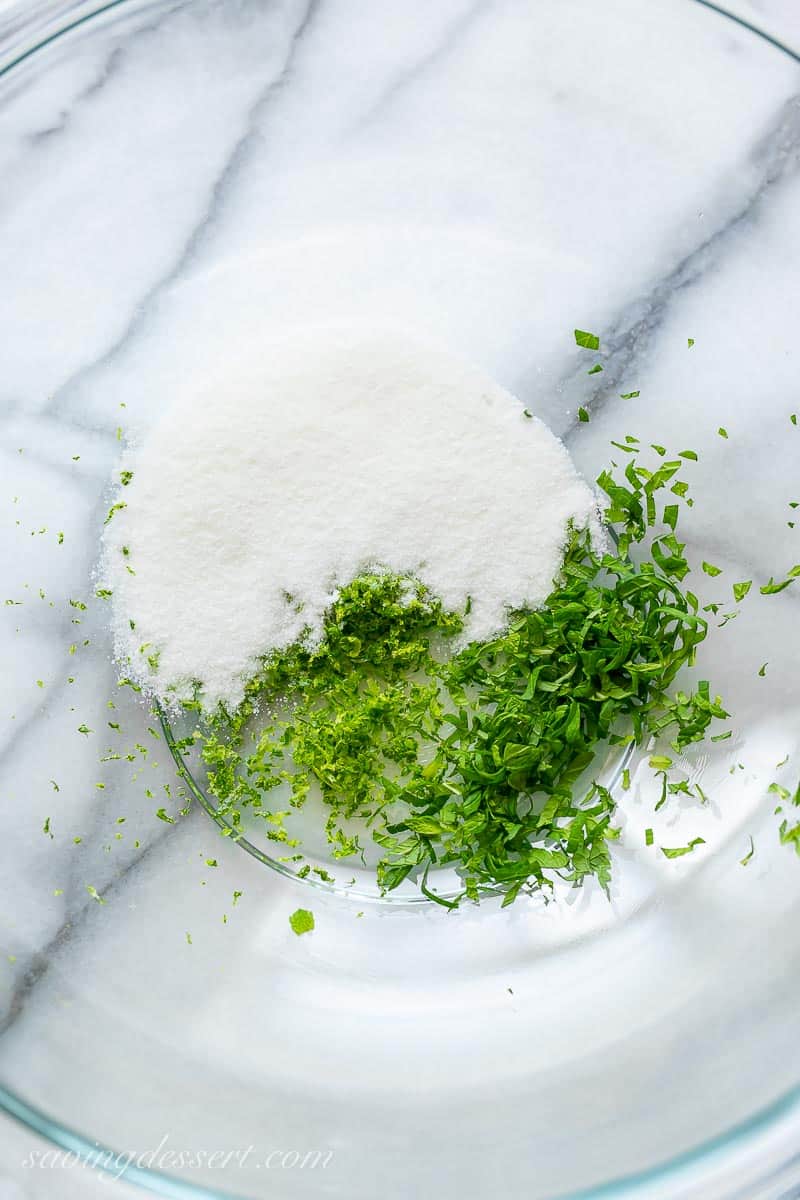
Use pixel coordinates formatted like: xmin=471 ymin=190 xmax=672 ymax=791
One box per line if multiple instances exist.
xmin=725 ymin=0 xmax=800 ymax=51
xmin=2 ymin=1 xmax=800 ymax=1198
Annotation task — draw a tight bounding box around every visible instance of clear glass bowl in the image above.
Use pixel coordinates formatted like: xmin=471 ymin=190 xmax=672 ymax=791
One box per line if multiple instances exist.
xmin=2 ymin=2 xmax=800 ymax=1197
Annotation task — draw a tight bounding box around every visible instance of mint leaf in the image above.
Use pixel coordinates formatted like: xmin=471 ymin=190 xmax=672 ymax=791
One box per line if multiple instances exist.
xmin=662 ymin=837 xmax=705 ymax=859
xmin=574 ymin=329 xmax=600 ymax=350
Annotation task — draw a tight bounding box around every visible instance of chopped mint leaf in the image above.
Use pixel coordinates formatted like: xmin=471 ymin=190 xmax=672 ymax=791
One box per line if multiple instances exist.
xmin=645 ymin=828 xmax=654 ymax=847
xmin=687 ymin=338 xmax=695 ymax=348
xmin=760 ymin=567 xmax=800 ymax=595
xmin=620 ymin=391 xmax=640 ymax=400
xmin=578 ymin=407 xmax=589 ymax=423
xmin=702 ymin=562 xmax=722 ymax=577
xmin=663 ymin=504 xmax=679 ymax=531
xmin=574 ymin=329 xmax=600 ymax=351
xmin=759 ymin=662 xmax=768 ymax=677
xmin=740 ymin=837 xmax=755 ymax=867
xmin=587 ymin=363 xmax=603 ymax=375
xmin=717 ymin=427 xmax=728 ymax=439
xmin=769 ymin=782 xmax=791 ymax=801
xmin=662 ymin=837 xmax=705 ymax=859
xmin=732 ymin=581 xmax=752 ymax=602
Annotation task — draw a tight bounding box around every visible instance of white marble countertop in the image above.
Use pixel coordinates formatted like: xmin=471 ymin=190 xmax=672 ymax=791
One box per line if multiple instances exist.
xmin=2 ymin=1 xmax=800 ymax=1198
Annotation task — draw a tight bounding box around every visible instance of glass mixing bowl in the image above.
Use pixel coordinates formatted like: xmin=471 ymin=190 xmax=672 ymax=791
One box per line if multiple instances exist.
xmin=2 ymin=1 xmax=800 ymax=1197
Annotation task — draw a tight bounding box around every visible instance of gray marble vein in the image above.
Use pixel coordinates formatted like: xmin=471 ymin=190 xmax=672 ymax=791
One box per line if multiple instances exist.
xmin=45 ymin=0 xmax=322 ymax=418
xmin=0 ymin=809 xmax=190 ymax=1034
xmin=354 ymin=0 xmax=488 ymax=131
xmin=20 ymin=2 xmax=186 ymax=142
xmin=560 ymin=93 xmax=800 ymax=440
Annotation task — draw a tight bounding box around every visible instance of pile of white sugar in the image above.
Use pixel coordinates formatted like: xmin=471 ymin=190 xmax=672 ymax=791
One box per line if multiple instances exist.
xmin=103 ymin=327 xmax=598 ymax=710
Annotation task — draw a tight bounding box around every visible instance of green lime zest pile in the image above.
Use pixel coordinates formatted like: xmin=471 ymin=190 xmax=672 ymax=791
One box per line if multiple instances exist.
xmin=179 ymin=445 xmax=728 ymax=906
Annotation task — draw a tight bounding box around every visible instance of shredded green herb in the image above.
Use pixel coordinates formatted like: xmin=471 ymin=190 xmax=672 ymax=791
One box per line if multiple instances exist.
xmin=574 ymin=329 xmax=600 ymax=351
xmin=181 ymin=446 xmax=728 ymax=905
xmin=662 ymin=837 xmax=705 ymax=859
xmin=760 ymin=565 xmax=800 ymax=595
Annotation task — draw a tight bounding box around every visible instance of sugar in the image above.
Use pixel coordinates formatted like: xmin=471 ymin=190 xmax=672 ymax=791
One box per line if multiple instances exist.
xmin=103 ymin=326 xmax=597 ymax=710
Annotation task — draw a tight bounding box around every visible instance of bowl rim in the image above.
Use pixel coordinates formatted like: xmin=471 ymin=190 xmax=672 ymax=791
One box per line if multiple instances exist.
xmin=2 ymin=0 xmax=799 ymax=1197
